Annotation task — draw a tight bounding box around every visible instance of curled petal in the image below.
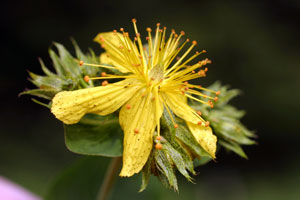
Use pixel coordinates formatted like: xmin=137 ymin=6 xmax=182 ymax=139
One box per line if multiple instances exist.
xmin=51 ymin=79 xmax=140 ymax=124
xmin=187 ymin=122 xmax=217 ymax=158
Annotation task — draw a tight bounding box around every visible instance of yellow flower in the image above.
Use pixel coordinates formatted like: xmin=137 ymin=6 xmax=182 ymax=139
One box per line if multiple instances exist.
xmin=51 ymin=19 xmax=218 ymax=177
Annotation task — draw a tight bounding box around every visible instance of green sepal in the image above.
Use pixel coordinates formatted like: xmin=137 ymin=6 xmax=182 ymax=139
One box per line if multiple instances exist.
xmin=154 ymin=149 xmax=178 ymax=192
xmin=20 ymin=89 xmax=58 ymax=100
xmin=64 ymin=114 xmax=123 ymax=157
xmin=28 ymin=71 xmax=67 ymax=90
xmin=139 ymin=150 xmax=154 ymax=192
xmin=219 ymin=140 xmax=248 ymax=159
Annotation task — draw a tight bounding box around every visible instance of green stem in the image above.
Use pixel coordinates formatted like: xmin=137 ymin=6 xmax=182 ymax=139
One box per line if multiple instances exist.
xmin=96 ymin=157 xmax=122 ymax=200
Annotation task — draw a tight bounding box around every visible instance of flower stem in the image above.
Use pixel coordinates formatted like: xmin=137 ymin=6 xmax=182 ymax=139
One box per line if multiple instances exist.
xmin=96 ymin=157 xmax=122 ymax=200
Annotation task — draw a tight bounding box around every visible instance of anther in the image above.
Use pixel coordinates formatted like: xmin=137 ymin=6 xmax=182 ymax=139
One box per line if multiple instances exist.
xmin=79 ymin=60 xmax=84 ymax=66
xmin=146 ymin=27 xmax=152 ymax=32
xmin=102 ymin=80 xmax=108 ymax=86
xmin=214 ymin=97 xmax=218 ymax=102
xmin=151 ymin=77 xmax=155 ymax=80
xmin=113 ymin=30 xmax=117 ymax=33
xmin=126 ymin=104 xmax=131 ymax=109
xmin=101 ymin=72 xmax=107 ymax=77
xmin=174 ymin=124 xmax=179 ymax=128
xmin=151 ymin=97 xmax=156 ymax=101
xmin=134 ymin=37 xmax=137 ymax=41
xmin=197 ymin=111 xmax=202 ymax=116
xmin=192 ymin=70 xmax=195 ymax=74
xmin=192 ymin=40 xmax=197 ymax=45
xmin=155 ymin=143 xmax=162 ymax=150
xmin=156 ymin=136 xmax=161 ymax=141
xmin=216 ymin=91 xmax=221 ymax=95
xmin=136 ymin=33 xmax=140 ymax=37
xmin=134 ymin=128 xmax=139 ymax=134
xmin=156 ymin=23 xmax=160 ymax=27
xmin=180 ymin=31 xmax=185 ymax=35
xmin=184 ymin=81 xmax=188 ymax=85
xmin=171 ymin=29 xmax=175 ymax=34
xmin=202 ymin=50 xmax=207 ymax=53
xmin=205 ymin=121 xmax=210 ymax=127
xmin=146 ymin=36 xmax=150 ymax=40
xmin=198 ymin=121 xmax=202 ymax=125
xmin=120 ymin=28 xmax=124 ymax=32
xmin=186 ymin=38 xmax=190 ymax=42
xmin=132 ymin=18 xmax=137 ymax=23
xmin=84 ymin=75 xmax=90 ymax=82
xmin=205 ymin=67 xmax=208 ymax=72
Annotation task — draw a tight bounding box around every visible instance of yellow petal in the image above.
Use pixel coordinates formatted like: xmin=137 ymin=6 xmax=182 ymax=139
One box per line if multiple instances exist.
xmin=187 ymin=122 xmax=217 ymax=158
xmin=94 ymin=32 xmax=130 ymax=73
xmin=163 ymin=92 xmax=200 ymax=124
xmin=119 ymin=91 xmax=163 ymax=177
xmin=100 ymin=52 xmax=129 ymax=73
xmin=51 ymin=79 xmax=140 ymax=124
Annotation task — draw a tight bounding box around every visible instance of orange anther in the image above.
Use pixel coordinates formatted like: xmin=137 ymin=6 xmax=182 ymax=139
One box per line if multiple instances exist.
xmin=214 ymin=97 xmax=219 ymax=102
xmin=120 ymin=28 xmax=124 ymax=32
xmin=205 ymin=67 xmax=208 ymax=72
xmin=216 ymin=91 xmax=221 ymax=95
xmin=186 ymin=38 xmax=190 ymax=42
xmin=174 ymin=124 xmax=179 ymax=128
xmin=136 ymin=33 xmax=140 ymax=37
xmin=155 ymin=143 xmax=162 ymax=150
xmin=197 ymin=111 xmax=202 ymax=116
xmin=192 ymin=40 xmax=197 ymax=45
xmin=102 ymin=80 xmax=108 ymax=86
xmin=146 ymin=36 xmax=150 ymax=40
xmin=205 ymin=121 xmax=210 ymax=127
xmin=146 ymin=27 xmax=152 ymax=32
xmin=79 ymin=60 xmax=84 ymax=66
xmin=156 ymin=23 xmax=160 ymax=26
xmin=202 ymin=50 xmax=207 ymax=53
xmin=132 ymin=18 xmax=137 ymax=23
xmin=101 ymin=72 xmax=107 ymax=77
xmin=126 ymin=104 xmax=131 ymax=109
xmin=192 ymin=70 xmax=195 ymax=74
xmin=152 ymin=97 xmax=156 ymax=101
xmin=184 ymin=87 xmax=189 ymax=91
xmin=113 ymin=30 xmax=117 ymax=33
xmin=198 ymin=121 xmax=202 ymax=125
xmin=184 ymin=81 xmax=188 ymax=85
xmin=83 ymin=75 xmax=89 ymax=82
xmin=180 ymin=31 xmax=185 ymax=35
xmin=156 ymin=136 xmax=161 ymax=141
xmin=134 ymin=128 xmax=139 ymax=134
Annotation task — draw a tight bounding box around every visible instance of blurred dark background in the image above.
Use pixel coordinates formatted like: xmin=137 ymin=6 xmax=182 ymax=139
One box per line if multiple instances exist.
xmin=1 ymin=0 xmax=300 ymax=199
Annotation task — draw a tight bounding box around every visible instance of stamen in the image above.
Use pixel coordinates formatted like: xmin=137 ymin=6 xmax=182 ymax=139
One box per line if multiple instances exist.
xmin=102 ymin=80 xmax=108 ymax=86
xmin=101 ymin=72 xmax=107 ymax=77
xmin=126 ymin=104 xmax=131 ymax=109
xmin=84 ymin=75 xmax=90 ymax=82
xmin=155 ymin=143 xmax=162 ymax=150
xmin=134 ymin=128 xmax=139 ymax=134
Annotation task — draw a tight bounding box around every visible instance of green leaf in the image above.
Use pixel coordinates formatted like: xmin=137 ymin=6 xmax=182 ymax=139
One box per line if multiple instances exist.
xmin=64 ymin=114 xmax=123 ymax=157
xmin=219 ymin=140 xmax=248 ymax=159
xmin=46 ymin=156 xmax=109 ymax=200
